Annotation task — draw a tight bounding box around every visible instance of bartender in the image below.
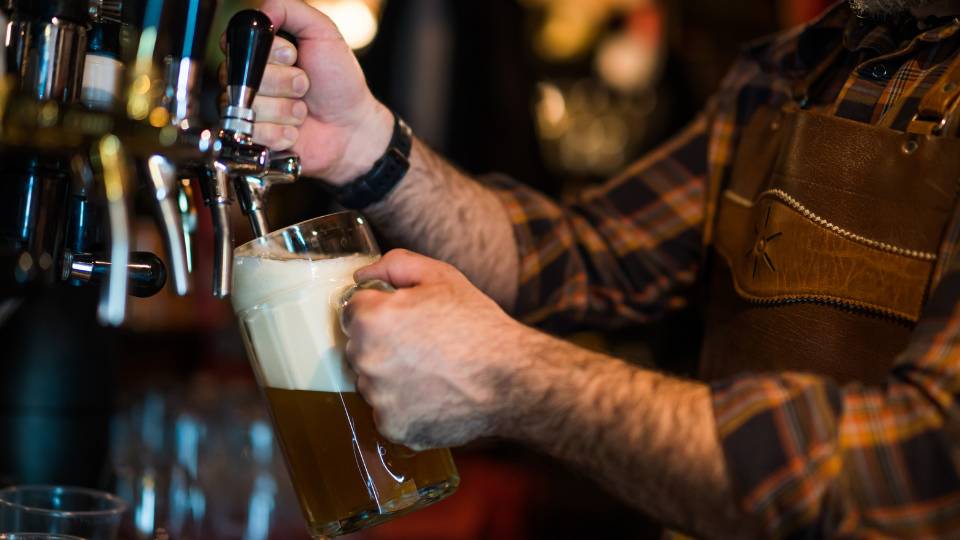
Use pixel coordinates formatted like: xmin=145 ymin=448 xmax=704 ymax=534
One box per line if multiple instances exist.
xmin=240 ymin=0 xmax=960 ymax=536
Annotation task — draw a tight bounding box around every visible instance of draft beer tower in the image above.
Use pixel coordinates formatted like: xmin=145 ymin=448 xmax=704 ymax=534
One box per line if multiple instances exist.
xmin=0 ymin=0 xmax=300 ymax=484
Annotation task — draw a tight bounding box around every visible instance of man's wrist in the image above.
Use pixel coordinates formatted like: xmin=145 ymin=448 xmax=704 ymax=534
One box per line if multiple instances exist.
xmin=491 ymin=329 xmax=589 ymax=440
xmin=324 ymin=100 xmax=394 ymax=185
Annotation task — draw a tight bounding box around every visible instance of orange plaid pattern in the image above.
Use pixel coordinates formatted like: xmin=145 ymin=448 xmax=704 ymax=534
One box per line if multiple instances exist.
xmin=484 ymin=2 xmax=960 ymax=536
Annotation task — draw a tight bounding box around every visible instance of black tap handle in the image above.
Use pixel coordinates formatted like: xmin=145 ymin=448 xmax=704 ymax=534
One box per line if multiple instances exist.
xmin=226 ymin=9 xmax=275 ymax=109
xmin=126 ymin=252 xmax=168 ymax=298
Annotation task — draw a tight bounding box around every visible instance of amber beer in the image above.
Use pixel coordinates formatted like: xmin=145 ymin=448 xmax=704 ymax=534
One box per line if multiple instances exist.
xmin=265 ymin=389 xmax=458 ymax=526
xmin=231 ymin=213 xmax=459 ymax=538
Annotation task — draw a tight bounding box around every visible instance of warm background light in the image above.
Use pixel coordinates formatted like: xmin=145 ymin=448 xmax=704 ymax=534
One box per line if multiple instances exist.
xmin=306 ymin=0 xmax=382 ymax=50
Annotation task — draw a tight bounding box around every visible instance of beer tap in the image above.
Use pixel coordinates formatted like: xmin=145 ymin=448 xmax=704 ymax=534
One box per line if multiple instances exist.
xmin=6 ymin=0 xmax=88 ymax=102
xmin=235 ymin=153 xmax=300 ymax=238
xmin=162 ymin=0 xmax=218 ymax=131
xmin=152 ymin=0 xmax=219 ymax=296
xmin=146 ymin=155 xmax=190 ymax=295
xmin=0 ymin=2 xmax=303 ymax=323
xmin=202 ymin=9 xmax=301 ymax=298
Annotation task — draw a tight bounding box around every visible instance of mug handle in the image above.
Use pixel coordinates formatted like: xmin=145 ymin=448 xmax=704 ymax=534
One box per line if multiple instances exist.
xmin=339 ymin=279 xmax=396 ymax=334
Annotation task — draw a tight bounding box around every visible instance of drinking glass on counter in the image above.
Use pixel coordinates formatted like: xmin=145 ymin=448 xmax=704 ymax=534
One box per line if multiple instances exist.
xmin=231 ymin=212 xmax=460 ymax=538
xmin=0 ymin=485 xmax=126 ymax=540
xmin=109 ymin=382 xmax=305 ymax=540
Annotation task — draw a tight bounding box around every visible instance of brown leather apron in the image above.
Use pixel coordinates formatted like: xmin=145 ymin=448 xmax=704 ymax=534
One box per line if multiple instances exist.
xmin=699 ymin=51 xmax=960 ymax=385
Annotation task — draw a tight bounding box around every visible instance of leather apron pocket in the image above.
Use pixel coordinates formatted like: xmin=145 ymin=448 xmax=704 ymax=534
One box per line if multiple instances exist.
xmin=700 ymin=107 xmax=960 ymax=383
xmin=714 ymin=109 xmax=960 ymax=323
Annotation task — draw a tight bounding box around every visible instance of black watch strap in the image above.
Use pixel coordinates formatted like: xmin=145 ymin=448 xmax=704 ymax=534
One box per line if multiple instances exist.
xmin=335 ymin=113 xmax=413 ymax=210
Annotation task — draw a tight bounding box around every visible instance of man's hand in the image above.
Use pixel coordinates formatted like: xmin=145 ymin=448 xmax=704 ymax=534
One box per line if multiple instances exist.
xmin=223 ymin=0 xmax=393 ymax=183
xmin=342 ymin=250 xmax=746 ymax=537
xmin=342 ymin=249 xmax=528 ymax=450
xmin=220 ymin=0 xmax=520 ymax=307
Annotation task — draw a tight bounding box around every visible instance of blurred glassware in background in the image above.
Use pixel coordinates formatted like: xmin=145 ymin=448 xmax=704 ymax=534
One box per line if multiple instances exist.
xmin=523 ymin=0 xmax=665 ymax=178
xmin=0 ymin=486 xmax=126 ymax=540
xmin=535 ymin=80 xmax=656 ymax=178
xmin=520 ymin=0 xmax=656 ymax=62
xmin=0 ymin=534 xmax=86 ymax=539
xmin=108 ymin=377 xmax=307 ymax=540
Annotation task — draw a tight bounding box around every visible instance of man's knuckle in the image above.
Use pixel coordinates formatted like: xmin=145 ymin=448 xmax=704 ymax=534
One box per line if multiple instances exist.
xmin=383 ymin=249 xmax=408 ymax=263
xmin=351 ymin=352 xmax=374 ymax=376
xmin=255 ymin=125 xmax=281 ymax=145
xmin=362 ymin=304 xmax=392 ymax=330
xmin=379 ymin=419 xmax=405 ymax=444
xmin=345 ymin=312 xmax=367 ymax=338
xmin=370 ymin=404 xmax=388 ymax=427
xmin=251 ymin=97 xmax=271 ymax=116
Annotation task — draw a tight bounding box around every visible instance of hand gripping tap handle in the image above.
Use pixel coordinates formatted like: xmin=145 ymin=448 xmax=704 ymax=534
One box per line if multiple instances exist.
xmin=224 ymin=9 xmax=275 ymax=136
xmin=203 ymin=9 xmax=276 ymax=299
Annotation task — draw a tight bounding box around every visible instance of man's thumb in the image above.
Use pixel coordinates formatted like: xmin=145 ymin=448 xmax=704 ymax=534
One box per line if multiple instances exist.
xmin=355 ymin=249 xmax=448 ymax=289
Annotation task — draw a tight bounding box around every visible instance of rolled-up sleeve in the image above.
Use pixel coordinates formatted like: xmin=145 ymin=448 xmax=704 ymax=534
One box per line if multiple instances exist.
xmin=479 ymin=114 xmax=710 ymax=333
xmin=712 ymin=259 xmax=960 ymax=538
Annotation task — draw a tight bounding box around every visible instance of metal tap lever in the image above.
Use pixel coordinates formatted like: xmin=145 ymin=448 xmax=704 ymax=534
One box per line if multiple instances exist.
xmin=66 ymin=251 xmax=168 ymax=299
xmin=234 ymin=153 xmax=301 ymax=238
xmin=201 ymin=9 xmax=277 ymax=298
xmin=146 ymin=155 xmax=191 ymax=295
xmin=200 ymin=160 xmax=234 ymax=299
xmin=223 ymin=11 xmax=302 ymax=239
xmin=202 ymin=139 xmax=269 ymax=299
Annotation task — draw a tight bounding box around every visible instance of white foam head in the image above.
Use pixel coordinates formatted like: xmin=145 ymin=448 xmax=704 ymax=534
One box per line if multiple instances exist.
xmin=231 ymin=253 xmax=378 ymax=393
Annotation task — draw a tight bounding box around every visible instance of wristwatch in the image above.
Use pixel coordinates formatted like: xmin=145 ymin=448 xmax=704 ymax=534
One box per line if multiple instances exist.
xmin=335 ymin=112 xmax=413 ymax=210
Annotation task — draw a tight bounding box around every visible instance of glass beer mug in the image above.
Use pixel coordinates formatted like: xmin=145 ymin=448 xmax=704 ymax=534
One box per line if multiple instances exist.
xmin=231 ymin=212 xmax=459 ymax=538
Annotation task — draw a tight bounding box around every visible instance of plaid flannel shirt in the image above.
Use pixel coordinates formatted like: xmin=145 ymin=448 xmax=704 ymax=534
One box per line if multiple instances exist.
xmin=483 ymin=2 xmax=960 ymax=537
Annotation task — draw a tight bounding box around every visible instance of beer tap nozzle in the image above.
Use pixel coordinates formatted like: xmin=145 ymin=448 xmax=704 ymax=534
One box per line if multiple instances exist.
xmin=202 ymin=9 xmax=277 ymax=297
xmin=147 ymin=155 xmax=191 ymax=295
xmin=235 ymin=153 xmax=301 ymax=238
xmin=201 ymin=161 xmax=233 ymax=299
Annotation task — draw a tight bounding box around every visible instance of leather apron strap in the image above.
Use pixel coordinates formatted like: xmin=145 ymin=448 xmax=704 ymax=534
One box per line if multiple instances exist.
xmin=909 ymin=63 xmax=960 ymax=134
xmin=701 ymin=43 xmax=846 ymax=248
xmin=878 ymin=45 xmax=960 ymax=134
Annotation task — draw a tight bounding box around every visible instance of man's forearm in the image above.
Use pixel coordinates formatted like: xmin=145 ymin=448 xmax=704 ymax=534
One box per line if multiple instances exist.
xmin=363 ymin=139 xmax=519 ymax=309
xmin=499 ymin=331 xmax=755 ymax=538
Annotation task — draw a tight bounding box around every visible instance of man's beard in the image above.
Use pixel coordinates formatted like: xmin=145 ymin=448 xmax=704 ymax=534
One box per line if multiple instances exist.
xmin=849 ymin=0 xmax=933 ymax=15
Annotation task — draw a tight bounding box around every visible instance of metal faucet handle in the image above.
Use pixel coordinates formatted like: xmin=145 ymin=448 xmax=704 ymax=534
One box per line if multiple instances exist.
xmin=235 ymin=152 xmax=301 ymax=238
xmin=263 ymin=152 xmax=301 ymax=184
xmin=66 ymin=251 xmax=168 ymax=299
xmin=146 ymin=155 xmax=191 ymax=296
xmin=223 ymin=9 xmax=275 ymax=136
xmin=200 ymin=162 xmax=234 ymax=299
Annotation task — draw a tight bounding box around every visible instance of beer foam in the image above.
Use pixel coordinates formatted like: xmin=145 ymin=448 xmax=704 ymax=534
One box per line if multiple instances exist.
xmin=232 ymin=254 xmax=378 ymax=393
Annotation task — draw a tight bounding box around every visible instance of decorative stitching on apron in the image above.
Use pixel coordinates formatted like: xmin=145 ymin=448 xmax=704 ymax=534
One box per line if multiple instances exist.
xmin=727 ymin=286 xmax=917 ymax=323
xmin=723 ymin=189 xmax=939 ymax=261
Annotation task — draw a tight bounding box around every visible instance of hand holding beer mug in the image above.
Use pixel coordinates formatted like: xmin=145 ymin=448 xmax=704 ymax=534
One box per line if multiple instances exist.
xmin=231 ymin=212 xmax=459 ymax=538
